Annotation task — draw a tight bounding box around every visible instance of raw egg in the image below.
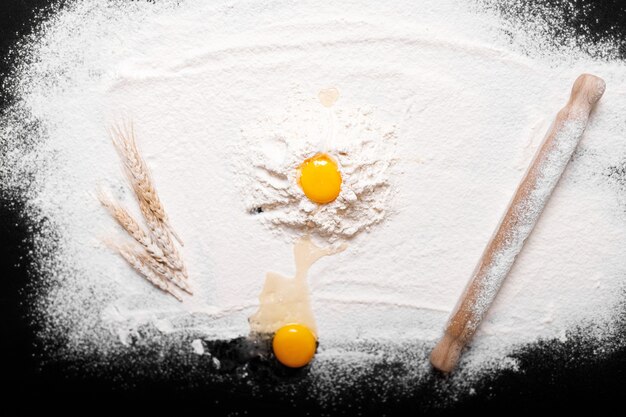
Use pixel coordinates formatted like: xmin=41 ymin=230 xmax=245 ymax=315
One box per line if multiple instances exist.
xmin=272 ymin=323 xmax=317 ymax=368
xmin=298 ymin=153 xmax=342 ymax=204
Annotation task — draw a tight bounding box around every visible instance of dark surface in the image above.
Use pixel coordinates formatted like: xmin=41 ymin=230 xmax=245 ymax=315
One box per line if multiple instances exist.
xmin=2 ymin=1 xmax=626 ymax=416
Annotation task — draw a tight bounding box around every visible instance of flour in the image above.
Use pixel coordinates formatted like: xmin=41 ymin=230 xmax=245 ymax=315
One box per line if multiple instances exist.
xmin=235 ymin=93 xmax=396 ymax=241
xmin=1 ymin=0 xmax=626 ymax=381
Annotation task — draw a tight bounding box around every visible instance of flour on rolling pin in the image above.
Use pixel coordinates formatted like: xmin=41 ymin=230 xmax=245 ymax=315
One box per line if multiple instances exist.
xmin=431 ymin=74 xmax=606 ymax=373
xmin=471 ymin=119 xmax=586 ymax=322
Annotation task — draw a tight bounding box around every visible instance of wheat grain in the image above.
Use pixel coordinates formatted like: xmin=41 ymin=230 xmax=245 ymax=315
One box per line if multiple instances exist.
xmin=99 ymin=120 xmax=190 ymax=301
xmin=97 ymin=190 xmax=169 ymax=264
xmin=137 ymin=251 xmax=193 ymax=295
xmin=114 ymin=244 xmax=183 ymax=302
xmin=100 ymin=120 xmax=189 ymax=301
xmin=140 ymin=200 xmax=188 ymax=279
xmin=109 ymin=122 xmax=184 ymax=246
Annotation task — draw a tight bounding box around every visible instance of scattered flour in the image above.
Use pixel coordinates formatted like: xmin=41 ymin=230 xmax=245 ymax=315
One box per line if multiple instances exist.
xmin=191 ymin=339 xmax=205 ymax=355
xmin=1 ymin=0 xmax=626 ymax=378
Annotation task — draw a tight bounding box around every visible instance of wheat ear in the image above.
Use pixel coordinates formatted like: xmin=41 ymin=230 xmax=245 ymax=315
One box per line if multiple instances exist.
xmin=109 ymin=122 xmax=184 ymax=246
xmin=97 ymin=190 xmax=169 ymax=265
xmin=140 ymin=200 xmax=188 ymax=279
xmin=111 ymin=243 xmax=183 ymax=302
xmin=137 ymin=251 xmax=193 ymax=295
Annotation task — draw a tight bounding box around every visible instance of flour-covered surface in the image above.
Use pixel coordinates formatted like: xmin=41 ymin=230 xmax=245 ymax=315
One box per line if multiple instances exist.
xmin=2 ymin=0 xmax=626 ymax=414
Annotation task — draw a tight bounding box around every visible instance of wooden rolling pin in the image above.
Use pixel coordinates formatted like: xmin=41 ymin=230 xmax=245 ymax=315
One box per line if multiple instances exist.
xmin=430 ymin=74 xmax=606 ymax=373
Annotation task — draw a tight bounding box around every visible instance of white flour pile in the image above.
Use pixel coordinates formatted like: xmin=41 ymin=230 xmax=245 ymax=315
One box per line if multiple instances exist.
xmin=236 ymin=93 xmax=396 ymax=240
xmin=2 ymin=0 xmax=626 ymax=376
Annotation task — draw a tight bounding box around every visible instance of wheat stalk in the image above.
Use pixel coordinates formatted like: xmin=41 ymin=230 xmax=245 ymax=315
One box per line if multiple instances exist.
xmin=99 ymin=120 xmax=189 ymax=302
xmin=137 ymin=250 xmax=192 ymax=295
xmin=140 ymin=200 xmax=188 ymax=279
xmin=109 ymin=122 xmax=184 ymax=246
xmin=113 ymin=243 xmax=183 ymax=302
xmin=98 ymin=190 xmax=169 ymax=265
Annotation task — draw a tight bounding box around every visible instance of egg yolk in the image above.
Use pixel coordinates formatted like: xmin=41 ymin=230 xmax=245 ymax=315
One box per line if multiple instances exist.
xmin=298 ymin=153 xmax=342 ymax=204
xmin=272 ymin=323 xmax=317 ymax=368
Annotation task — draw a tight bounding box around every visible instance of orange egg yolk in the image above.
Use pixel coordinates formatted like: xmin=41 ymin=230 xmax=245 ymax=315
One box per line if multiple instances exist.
xmin=298 ymin=153 xmax=342 ymax=204
xmin=272 ymin=323 xmax=317 ymax=368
